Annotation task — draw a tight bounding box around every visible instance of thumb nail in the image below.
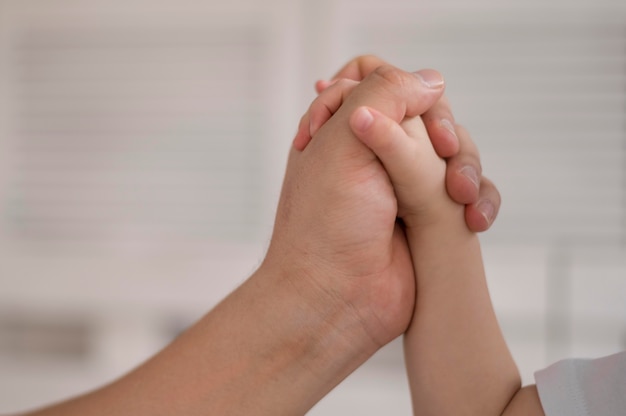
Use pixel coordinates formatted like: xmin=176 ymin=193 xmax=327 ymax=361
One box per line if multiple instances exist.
xmin=353 ymin=107 xmax=374 ymax=132
xmin=414 ymin=69 xmax=445 ymax=89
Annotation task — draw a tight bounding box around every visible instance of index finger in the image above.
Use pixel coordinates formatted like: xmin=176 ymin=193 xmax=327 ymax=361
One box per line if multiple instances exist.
xmin=315 ymin=55 xmax=390 ymax=93
xmin=339 ymin=65 xmax=445 ymax=125
xmin=331 ymin=55 xmax=390 ymax=81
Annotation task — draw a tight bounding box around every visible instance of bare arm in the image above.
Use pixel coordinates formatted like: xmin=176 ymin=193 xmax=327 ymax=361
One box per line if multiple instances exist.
xmin=21 ymin=267 xmax=376 ymax=416
xmin=349 ymin=110 xmax=521 ymax=416
xmin=404 ymin=216 xmax=521 ymax=415
xmin=16 ymin=62 xmax=450 ymax=416
xmin=403 ymin=128 xmax=520 ymax=416
xmin=302 ymin=55 xmax=502 ymax=233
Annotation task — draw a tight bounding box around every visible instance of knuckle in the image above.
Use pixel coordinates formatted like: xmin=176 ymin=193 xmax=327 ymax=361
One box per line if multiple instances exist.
xmin=354 ymin=54 xmax=382 ymax=65
xmin=308 ymin=102 xmax=328 ymax=125
xmin=360 ymin=53 xmax=380 ymax=60
xmin=334 ymin=78 xmax=355 ymax=90
xmin=372 ymin=65 xmax=411 ymax=90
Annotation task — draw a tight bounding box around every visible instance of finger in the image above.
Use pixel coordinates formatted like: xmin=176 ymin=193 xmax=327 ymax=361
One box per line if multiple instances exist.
xmin=314 ymin=79 xmax=333 ymax=94
xmin=328 ymin=55 xmax=390 ymax=82
xmin=293 ymin=78 xmax=359 ymax=151
xmin=445 ymin=124 xmax=482 ymax=204
xmin=315 ymin=55 xmax=389 ymax=93
xmin=292 ymin=114 xmax=310 ymax=151
xmin=421 ymin=95 xmax=460 ymax=158
xmin=329 ymin=57 xmax=453 ymax=146
xmin=349 ymin=106 xmax=416 ymax=186
xmin=309 ymin=79 xmax=360 ymax=137
xmin=464 ymin=176 xmax=501 ymax=233
xmin=342 ymin=65 xmax=445 ymax=125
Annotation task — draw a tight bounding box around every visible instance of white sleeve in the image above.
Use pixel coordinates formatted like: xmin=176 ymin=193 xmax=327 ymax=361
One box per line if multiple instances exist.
xmin=534 ymin=351 xmax=626 ymax=416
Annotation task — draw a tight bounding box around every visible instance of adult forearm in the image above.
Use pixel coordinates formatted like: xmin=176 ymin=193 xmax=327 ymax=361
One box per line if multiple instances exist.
xmin=22 ymin=265 xmax=377 ymax=416
xmin=404 ymin=213 xmax=520 ymax=416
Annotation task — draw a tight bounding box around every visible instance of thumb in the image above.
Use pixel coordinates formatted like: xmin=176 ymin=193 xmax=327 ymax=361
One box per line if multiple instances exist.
xmin=349 ymin=106 xmax=417 ymax=187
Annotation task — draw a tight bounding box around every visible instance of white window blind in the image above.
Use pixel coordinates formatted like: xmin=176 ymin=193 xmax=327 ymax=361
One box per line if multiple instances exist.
xmin=330 ymin=1 xmax=626 ymax=245
xmin=3 ymin=16 xmax=268 ymax=247
xmin=1 ymin=1 xmax=626 ymax=414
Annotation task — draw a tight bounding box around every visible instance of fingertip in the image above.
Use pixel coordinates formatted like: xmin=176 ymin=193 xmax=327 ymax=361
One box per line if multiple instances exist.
xmin=459 ymin=166 xmax=480 ymax=191
xmin=315 ymin=80 xmax=327 ymax=93
xmin=476 ymin=199 xmax=496 ymax=226
xmin=465 ymin=198 xmax=497 ymax=232
xmin=431 ymin=131 xmax=459 ymax=158
xmin=292 ymin=128 xmax=310 ymax=152
xmin=413 ymin=68 xmax=445 ymax=90
xmin=465 ymin=205 xmax=490 ymax=233
xmin=293 ymin=113 xmax=312 ymax=151
xmin=421 ymin=95 xmax=458 ymax=158
xmin=315 ymin=79 xmax=333 ymax=94
xmin=351 ymin=106 xmax=375 ymax=133
xmin=439 ymin=119 xmax=460 ymax=155
xmin=446 ymin=166 xmax=480 ymax=205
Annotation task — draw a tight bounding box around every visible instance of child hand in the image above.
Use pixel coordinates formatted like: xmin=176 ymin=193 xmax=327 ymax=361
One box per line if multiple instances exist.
xmin=295 ymin=77 xmax=460 ymax=228
xmin=349 ymin=106 xmax=458 ymax=228
xmin=295 ymin=59 xmax=501 ymax=233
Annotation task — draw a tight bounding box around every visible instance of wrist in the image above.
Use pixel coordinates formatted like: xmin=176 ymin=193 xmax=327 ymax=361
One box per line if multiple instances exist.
xmin=401 ymin=197 xmax=466 ymax=232
xmin=260 ymin=241 xmax=400 ymax=349
xmin=403 ymin=201 xmax=477 ymax=285
xmin=250 ymin=260 xmax=381 ymax=407
xmin=256 ymin=256 xmax=382 ymax=353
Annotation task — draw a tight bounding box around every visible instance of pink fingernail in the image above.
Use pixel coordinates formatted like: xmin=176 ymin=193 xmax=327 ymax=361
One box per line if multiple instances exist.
xmin=354 ymin=107 xmax=374 ymax=132
xmin=414 ymin=69 xmax=445 ymax=89
xmin=477 ymin=200 xmax=495 ymax=225
xmin=460 ymin=166 xmax=479 ymax=189
xmin=440 ymin=119 xmax=457 ymax=138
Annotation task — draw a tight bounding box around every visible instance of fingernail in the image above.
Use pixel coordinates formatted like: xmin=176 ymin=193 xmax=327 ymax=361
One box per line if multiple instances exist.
xmin=414 ymin=69 xmax=445 ymax=89
xmin=353 ymin=107 xmax=374 ymax=132
xmin=460 ymin=166 xmax=479 ymax=189
xmin=440 ymin=119 xmax=457 ymax=138
xmin=477 ymin=200 xmax=495 ymax=225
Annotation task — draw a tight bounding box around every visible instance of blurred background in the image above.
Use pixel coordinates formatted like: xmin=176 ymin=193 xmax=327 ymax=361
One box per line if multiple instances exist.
xmin=0 ymin=0 xmax=625 ymax=414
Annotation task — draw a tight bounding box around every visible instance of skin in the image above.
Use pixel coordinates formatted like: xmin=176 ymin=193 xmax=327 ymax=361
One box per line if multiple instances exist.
xmin=346 ymin=101 xmax=544 ymax=415
xmin=305 ymin=55 xmax=501 ymax=233
xmin=347 ymin=105 xmax=520 ymax=415
xmin=15 ymin=61 xmax=498 ymax=416
xmin=305 ymin=61 xmax=545 ymax=415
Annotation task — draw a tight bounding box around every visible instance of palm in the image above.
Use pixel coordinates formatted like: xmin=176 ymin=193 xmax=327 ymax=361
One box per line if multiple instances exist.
xmin=268 ymin=119 xmax=415 ymax=346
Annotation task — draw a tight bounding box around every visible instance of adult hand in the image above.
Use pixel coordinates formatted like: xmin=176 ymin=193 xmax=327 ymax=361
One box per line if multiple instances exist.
xmin=264 ymin=64 xmax=446 ymax=354
xmin=303 ymin=55 xmax=501 ymax=232
xmin=16 ymin=62 xmax=482 ymax=416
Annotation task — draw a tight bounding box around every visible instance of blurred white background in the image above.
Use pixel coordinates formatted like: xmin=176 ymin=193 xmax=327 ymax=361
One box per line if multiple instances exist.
xmin=0 ymin=0 xmax=625 ymax=414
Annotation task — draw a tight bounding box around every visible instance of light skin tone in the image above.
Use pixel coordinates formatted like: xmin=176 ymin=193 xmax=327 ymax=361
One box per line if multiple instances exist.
xmin=12 ymin=59 xmax=500 ymax=415
xmin=308 ymin=74 xmax=547 ymax=414
xmin=352 ymin=103 xmax=547 ymax=416
xmin=303 ymin=55 xmax=502 ymax=233
xmin=351 ymin=107 xmax=524 ymax=416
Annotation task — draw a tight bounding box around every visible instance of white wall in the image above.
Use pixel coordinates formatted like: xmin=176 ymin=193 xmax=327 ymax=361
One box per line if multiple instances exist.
xmin=0 ymin=0 xmax=625 ymax=414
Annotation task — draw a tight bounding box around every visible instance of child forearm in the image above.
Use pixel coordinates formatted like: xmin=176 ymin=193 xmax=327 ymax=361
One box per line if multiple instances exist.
xmin=404 ymin=209 xmax=521 ymax=416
